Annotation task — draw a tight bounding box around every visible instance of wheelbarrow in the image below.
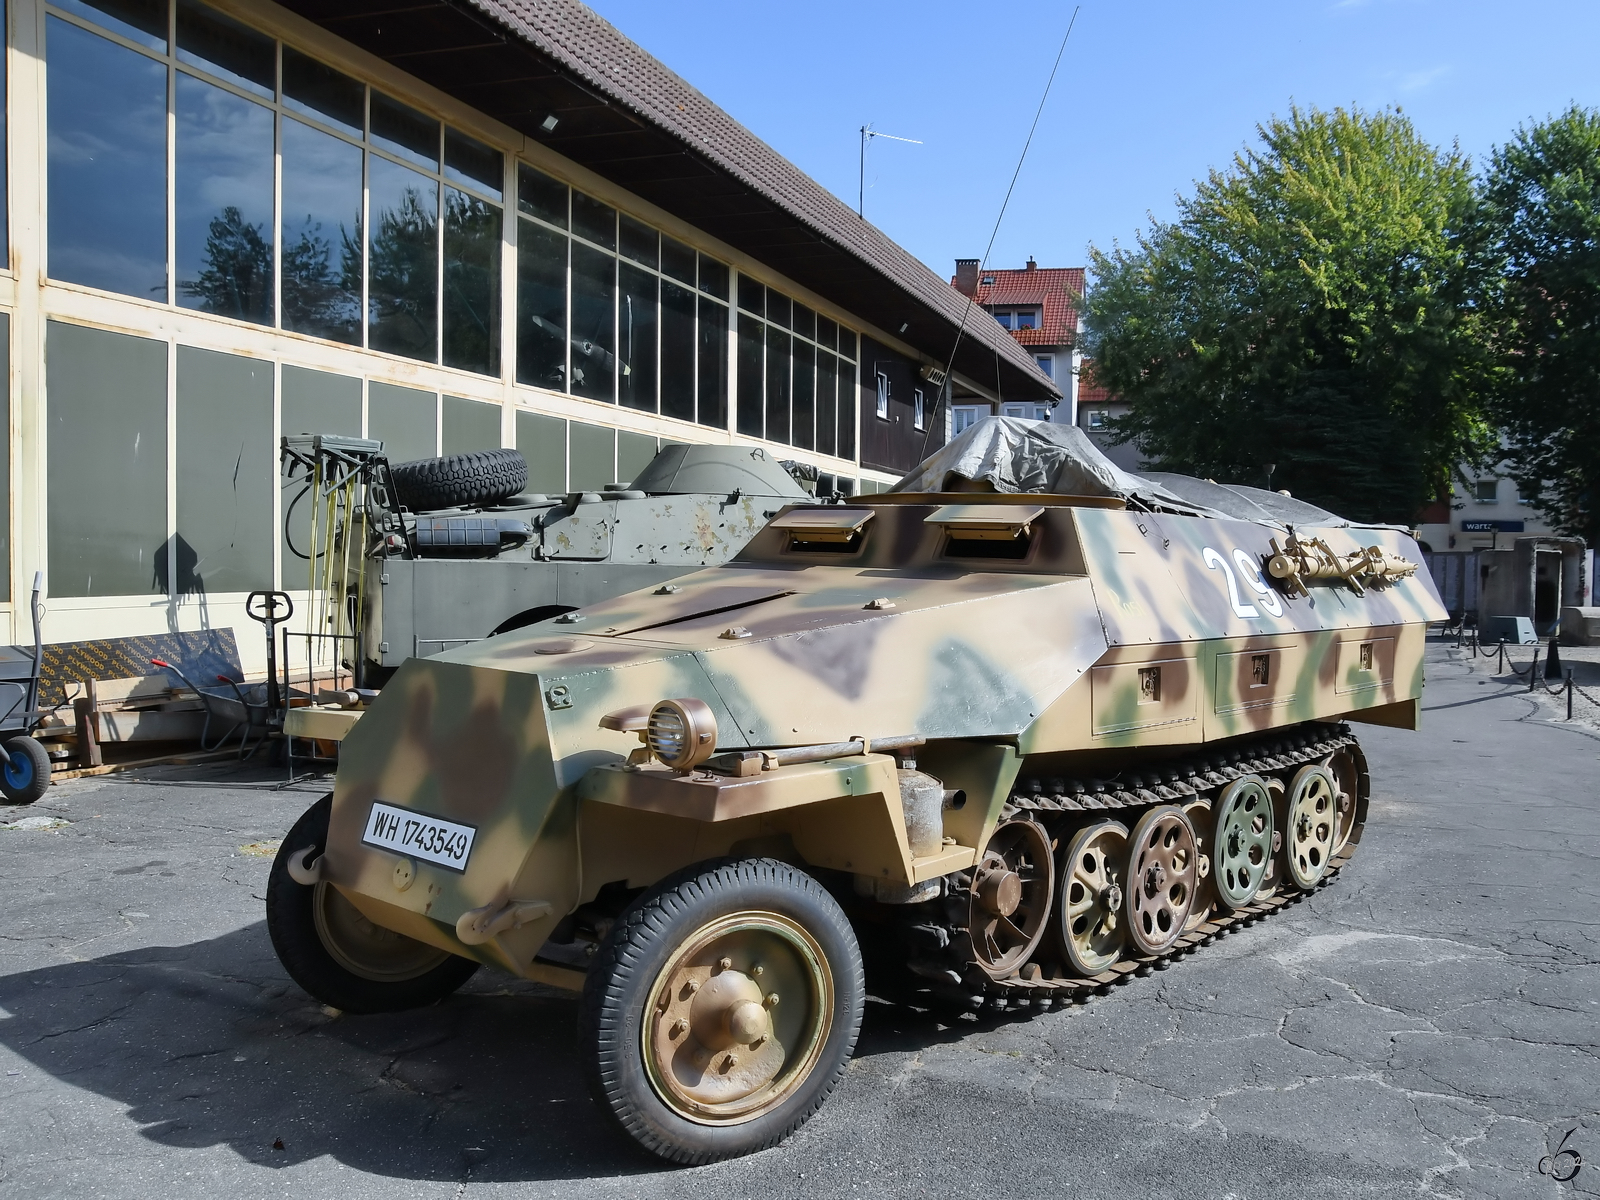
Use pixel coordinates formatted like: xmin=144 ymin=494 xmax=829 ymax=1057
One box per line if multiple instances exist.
xmin=150 ymin=657 xmax=274 ymax=759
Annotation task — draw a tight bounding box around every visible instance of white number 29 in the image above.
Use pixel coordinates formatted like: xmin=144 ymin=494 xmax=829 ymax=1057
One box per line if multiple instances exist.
xmin=1203 ymin=546 xmax=1283 ymax=619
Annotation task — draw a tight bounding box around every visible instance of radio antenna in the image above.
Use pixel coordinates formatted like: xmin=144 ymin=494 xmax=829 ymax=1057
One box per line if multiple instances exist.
xmin=859 ymin=125 xmax=923 ymax=218
xmin=919 ymin=5 xmax=1080 ymax=460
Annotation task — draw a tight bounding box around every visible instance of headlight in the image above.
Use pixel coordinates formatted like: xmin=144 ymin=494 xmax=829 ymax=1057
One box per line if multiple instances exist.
xmin=647 ymin=698 xmax=718 ymax=771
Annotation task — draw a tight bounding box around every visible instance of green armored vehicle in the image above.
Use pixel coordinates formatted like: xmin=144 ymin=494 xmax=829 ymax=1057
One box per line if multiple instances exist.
xmin=267 ymin=417 xmax=1446 ymax=1162
xmin=339 ymin=441 xmax=812 ymax=677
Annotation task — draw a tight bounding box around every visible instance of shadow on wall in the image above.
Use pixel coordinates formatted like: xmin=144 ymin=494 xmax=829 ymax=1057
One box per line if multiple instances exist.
xmin=155 ymin=534 xmax=212 ymax=635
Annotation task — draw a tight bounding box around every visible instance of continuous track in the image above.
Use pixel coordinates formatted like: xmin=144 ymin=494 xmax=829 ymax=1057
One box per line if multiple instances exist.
xmin=874 ymin=722 xmax=1368 ymax=1013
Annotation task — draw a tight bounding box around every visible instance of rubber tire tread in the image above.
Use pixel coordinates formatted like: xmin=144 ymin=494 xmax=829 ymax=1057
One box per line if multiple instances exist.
xmin=0 ymin=736 xmax=51 ymax=804
xmin=390 ymin=448 xmax=528 ymax=511
xmin=265 ymin=795 xmax=479 ymax=1013
xmin=580 ymin=857 xmax=864 ymax=1165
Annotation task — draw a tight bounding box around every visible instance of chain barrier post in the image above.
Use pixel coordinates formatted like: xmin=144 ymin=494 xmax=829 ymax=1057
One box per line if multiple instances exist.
xmin=1529 ymin=649 xmax=1541 ymax=692
xmin=1567 ymin=669 xmax=1574 ymax=721
xmin=1497 ymin=639 xmax=1506 ymax=674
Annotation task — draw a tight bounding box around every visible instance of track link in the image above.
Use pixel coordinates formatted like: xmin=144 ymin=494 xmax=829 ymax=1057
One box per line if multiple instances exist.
xmin=880 ymin=722 xmax=1367 ymax=1013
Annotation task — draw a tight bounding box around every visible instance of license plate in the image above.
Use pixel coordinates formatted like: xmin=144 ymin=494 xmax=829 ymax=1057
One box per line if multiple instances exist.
xmin=362 ymin=801 xmax=477 ymax=873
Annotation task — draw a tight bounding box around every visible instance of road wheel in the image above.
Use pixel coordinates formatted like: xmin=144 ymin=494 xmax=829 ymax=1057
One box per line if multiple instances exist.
xmin=1056 ymin=819 xmax=1129 ymax=975
xmin=266 ymin=795 xmax=479 ymax=1013
xmin=1326 ymin=742 xmax=1367 ymax=855
xmin=1213 ymin=775 xmax=1274 ymax=911
xmin=1124 ymin=805 xmax=1199 ymax=955
xmin=1283 ymin=766 xmax=1336 ymax=890
xmin=0 ymin=737 xmax=50 ymax=804
xmin=581 ymin=858 xmax=863 ymax=1164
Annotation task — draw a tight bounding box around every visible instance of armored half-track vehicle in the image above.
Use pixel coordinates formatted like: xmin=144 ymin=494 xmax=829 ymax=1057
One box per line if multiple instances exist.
xmin=266 ymin=417 xmax=1446 ymax=1163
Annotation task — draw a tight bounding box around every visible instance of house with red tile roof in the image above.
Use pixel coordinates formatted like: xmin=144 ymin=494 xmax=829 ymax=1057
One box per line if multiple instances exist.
xmin=949 ymin=258 xmax=1142 ymax=469
xmin=951 ymin=259 xmax=1079 ymax=427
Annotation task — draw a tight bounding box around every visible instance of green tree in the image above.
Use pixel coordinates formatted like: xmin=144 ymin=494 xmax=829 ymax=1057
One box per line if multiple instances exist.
xmin=1484 ymin=106 xmax=1600 ymax=544
xmin=181 ymin=206 xmax=271 ymax=323
xmin=1085 ymin=106 xmax=1496 ymax=523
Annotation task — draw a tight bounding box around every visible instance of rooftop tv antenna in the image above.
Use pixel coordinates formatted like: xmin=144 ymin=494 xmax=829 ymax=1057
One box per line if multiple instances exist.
xmin=859 ymin=124 xmax=923 ymax=218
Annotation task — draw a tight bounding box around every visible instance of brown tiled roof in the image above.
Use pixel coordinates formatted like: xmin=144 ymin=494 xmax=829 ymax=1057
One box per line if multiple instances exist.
xmin=952 ymin=264 xmax=1084 ymax=347
xmin=455 ymin=0 xmax=1059 ymax=398
xmin=1076 ymin=359 xmax=1116 ymax=405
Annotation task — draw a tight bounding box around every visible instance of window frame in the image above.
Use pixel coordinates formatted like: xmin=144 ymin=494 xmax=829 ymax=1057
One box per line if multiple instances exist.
xmin=875 ymin=371 xmax=890 ymax=421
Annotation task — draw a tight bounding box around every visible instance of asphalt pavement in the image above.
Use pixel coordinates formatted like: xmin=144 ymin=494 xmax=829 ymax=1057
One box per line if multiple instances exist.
xmin=0 ymin=638 xmax=1596 ymax=1199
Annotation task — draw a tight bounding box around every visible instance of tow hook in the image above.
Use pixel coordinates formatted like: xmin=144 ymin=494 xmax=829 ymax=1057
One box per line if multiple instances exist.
xmin=455 ymin=900 xmax=554 ymax=945
xmin=286 ymin=847 xmax=324 ymax=886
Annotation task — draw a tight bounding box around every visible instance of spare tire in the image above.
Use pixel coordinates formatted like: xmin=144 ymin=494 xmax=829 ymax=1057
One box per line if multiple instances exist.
xmin=390 ymin=449 xmax=528 ymax=511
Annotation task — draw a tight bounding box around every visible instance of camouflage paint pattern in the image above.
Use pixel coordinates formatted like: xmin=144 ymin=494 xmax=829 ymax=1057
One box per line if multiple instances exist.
xmin=323 ymin=494 xmax=1446 ymax=981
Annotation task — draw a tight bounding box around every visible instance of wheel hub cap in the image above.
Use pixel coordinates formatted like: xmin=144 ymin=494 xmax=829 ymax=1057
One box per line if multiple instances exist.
xmin=645 ymin=913 xmax=831 ymax=1126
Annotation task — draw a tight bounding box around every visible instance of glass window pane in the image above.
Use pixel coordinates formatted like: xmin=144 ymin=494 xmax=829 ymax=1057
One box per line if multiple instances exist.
xmin=47 ymin=18 xmax=167 ymax=300
xmin=515 ymin=410 xmax=566 ymax=494
xmin=838 ymin=358 xmax=857 ymax=458
xmin=175 ymin=73 xmax=274 ymax=324
xmin=617 ymin=431 xmax=657 ymax=485
xmin=368 ymin=381 xmax=436 ymax=463
xmin=792 ymin=339 xmax=815 ymax=451
xmin=517 ymin=163 xmax=567 ymax=228
xmin=765 ymin=327 xmax=791 ymax=446
xmin=817 ymin=315 xmax=837 ymax=352
xmin=54 ymin=0 xmax=166 ymax=52
xmin=281 ymin=117 xmax=362 ymax=345
xmin=660 ymin=279 xmax=695 ymax=423
xmin=443 ymin=395 xmax=501 ymax=455
xmin=619 ymin=214 xmax=657 ymax=269
xmin=46 ymin=321 xmax=167 ymax=597
xmin=568 ymin=421 xmax=614 ymax=491
xmin=816 ymin=351 xmax=838 ymax=458
xmin=571 ymin=191 xmax=615 ymax=249
xmin=838 ymin=328 xmax=856 ymax=362
xmin=444 ymin=127 xmax=502 ymax=201
xmin=699 ymin=255 xmax=728 ymax=300
xmin=698 ymin=297 xmax=728 ymax=430
xmin=661 ymin=235 xmax=694 ymax=285
xmin=516 ymin=217 xmax=567 ymax=391
xmin=442 ymin=188 xmax=501 ymax=376
xmin=736 ymin=312 xmax=763 ymax=438
xmin=570 ymin=243 xmax=615 ymax=402
xmin=367 ymin=156 xmax=439 ymax=362
xmin=737 ymin=277 xmax=764 ymax=316
xmin=371 ymin=90 xmax=438 ymax=170
xmin=176 ymin=0 xmax=273 ymax=98
xmin=766 ymin=291 xmax=791 ymax=330
xmin=176 ymin=347 xmax=273 ymax=593
xmin=618 ymin=261 xmax=657 ymax=412
xmin=793 ymin=302 xmax=816 ymax=343
xmin=280 ymin=366 xmax=360 ymax=584
xmin=283 ymin=46 xmax=362 ymax=136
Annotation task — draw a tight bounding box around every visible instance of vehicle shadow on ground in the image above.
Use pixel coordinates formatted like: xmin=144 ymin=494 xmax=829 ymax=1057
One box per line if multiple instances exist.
xmin=0 ymin=922 xmax=974 ymax=1183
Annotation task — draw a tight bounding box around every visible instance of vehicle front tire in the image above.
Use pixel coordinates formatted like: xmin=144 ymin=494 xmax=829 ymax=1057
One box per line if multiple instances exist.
xmin=0 ymin=736 xmax=51 ymax=804
xmin=581 ymin=858 xmax=864 ymax=1164
xmin=266 ymin=794 xmax=479 ymax=1013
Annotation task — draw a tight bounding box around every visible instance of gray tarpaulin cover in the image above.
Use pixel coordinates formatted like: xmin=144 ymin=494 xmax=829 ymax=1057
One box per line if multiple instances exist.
xmin=890 ymin=416 xmax=1365 ymax=528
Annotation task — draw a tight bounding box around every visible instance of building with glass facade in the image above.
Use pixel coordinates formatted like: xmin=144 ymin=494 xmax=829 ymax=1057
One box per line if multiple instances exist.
xmin=0 ymin=0 xmax=1056 ymax=663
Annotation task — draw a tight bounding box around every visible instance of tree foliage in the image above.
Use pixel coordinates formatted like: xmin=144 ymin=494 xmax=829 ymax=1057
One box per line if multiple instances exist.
xmin=1084 ymin=106 xmax=1496 ymax=523
xmin=1484 ymin=106 xmax=1600 ymax=545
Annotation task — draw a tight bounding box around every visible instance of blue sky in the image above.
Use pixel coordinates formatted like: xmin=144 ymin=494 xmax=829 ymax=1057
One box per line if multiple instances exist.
xmin=585 ymin=0 xmax=1600 ymax=283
